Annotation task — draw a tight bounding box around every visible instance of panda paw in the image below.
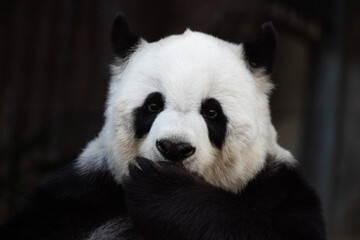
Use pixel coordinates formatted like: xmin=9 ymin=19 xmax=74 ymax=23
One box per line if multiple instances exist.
xmin=123 ymin=157 xmax=209 ymax=213
xmin=124 ymin=157 xmax=198 ymax=193
xmin=123 ymin=158 xmax=212 ymax=238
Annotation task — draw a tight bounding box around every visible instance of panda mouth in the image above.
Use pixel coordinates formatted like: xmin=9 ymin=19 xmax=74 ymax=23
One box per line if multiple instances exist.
xmin=136 ymin=155 xmax=186 ymax=169
xmin=171 ymin=161 xmax=185 ymax=168
xmin=157 ymin=159 xmax=185 ymax=168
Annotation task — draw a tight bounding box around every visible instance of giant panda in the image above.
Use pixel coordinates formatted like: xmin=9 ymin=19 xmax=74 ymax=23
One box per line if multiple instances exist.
xmin=0 ymin=13 xmax=326 ymax=240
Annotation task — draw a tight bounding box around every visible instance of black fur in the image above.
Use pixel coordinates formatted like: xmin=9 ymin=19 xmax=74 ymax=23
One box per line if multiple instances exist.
xmin=0 ymin=163 xmax=129 ymax=240
xmin=111 ymin=12 xmax=139 ymax=58
xmin=134 ymin=92 xmax=164 ymax=138
xmin=1 ymin=156 xmax=325 ymax=240
xmin=201 ymin=98 xmax=228 ymax=148
xmin=124 ymin=157 xmax=326 ymax=240
xmin=243 ymin=22 xmax=277 ymax=74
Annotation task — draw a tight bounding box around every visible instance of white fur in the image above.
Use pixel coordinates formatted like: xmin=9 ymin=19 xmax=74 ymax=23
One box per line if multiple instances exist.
xmin=76 ymin=30 xmax=294 ymax=192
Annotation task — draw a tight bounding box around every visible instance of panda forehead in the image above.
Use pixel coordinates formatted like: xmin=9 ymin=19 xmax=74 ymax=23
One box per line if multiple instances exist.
xmin=144 ymin=31 xmax=243 ymax=69
xmin=118 ymin=31 xmax=257 ymax=110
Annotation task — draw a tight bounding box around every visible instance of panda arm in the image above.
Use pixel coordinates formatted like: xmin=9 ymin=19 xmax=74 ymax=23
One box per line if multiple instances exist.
xmin=0 ymin=163 xmax=128 ymax=240
xmin=124 ymin=158 xmax=326 ymax=240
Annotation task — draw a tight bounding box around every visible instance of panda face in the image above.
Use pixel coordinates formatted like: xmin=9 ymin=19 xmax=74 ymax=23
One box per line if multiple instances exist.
xmin=105 ymin=31 xmax=274 ymax=192
xmin=90 ymin=17 xmax=294 ymax=192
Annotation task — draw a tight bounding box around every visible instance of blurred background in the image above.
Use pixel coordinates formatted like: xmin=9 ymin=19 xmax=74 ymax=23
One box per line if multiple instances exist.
xmin=0 ymin=0 xmax=359 ymax=239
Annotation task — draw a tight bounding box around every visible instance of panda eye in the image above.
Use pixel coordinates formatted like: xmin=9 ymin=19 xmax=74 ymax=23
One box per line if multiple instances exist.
xmin=147 ymin=102 xmax=162 ymax=113
xmin=142 ymin=92 xmax=164 ymax=114
xmin=201 ymin=98 xmax=223 ymax=120
xmin=204 ymin=108 xmax=218 ymax=119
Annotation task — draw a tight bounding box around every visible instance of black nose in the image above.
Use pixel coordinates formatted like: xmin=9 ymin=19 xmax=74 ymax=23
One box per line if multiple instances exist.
xmin=156 ymin=139 xmax=195 ymax=161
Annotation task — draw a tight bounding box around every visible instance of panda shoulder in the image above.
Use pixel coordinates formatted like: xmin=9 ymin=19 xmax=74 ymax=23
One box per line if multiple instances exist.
xmin=244 ymin=157 xmax=322 ymax=209
xmin=27 ymin=162 xmax=123 ymax=212
xmin=0 ymin=162 xmax=126 ymax=239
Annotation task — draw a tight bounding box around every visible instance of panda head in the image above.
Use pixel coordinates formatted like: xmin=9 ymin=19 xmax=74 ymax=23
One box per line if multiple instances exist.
xmin=97 ymin=13 xmax=293 ymax=192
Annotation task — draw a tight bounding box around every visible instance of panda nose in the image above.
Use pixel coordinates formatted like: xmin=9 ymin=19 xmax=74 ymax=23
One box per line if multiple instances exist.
xmin=156 ymin=139 xmax=195 ymax=161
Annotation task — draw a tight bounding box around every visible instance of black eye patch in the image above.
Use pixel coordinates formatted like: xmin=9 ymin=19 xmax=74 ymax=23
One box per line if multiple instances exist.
xmin=200 ymin=98 xmax=228 ymax=149
xmin=134 ymin=92 xmax=164 ymax=138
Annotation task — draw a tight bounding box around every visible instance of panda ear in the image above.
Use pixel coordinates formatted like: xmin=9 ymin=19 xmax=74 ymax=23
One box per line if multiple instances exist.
xmin=243 ymin=22 xmax=277 ymax=74
xmin=111 ymin=12 xmax=140 ymax=58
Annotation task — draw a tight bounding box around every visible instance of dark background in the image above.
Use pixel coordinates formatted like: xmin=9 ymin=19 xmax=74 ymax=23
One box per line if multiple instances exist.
xmin=1 ymin=0 xmax=359 ymax=239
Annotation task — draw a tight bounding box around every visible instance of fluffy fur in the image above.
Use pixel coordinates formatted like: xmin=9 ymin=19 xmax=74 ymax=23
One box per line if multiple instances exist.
xmin=0 ymin=13 xmax=325 ymax=240
xmin=124 ymin=157 xmax=325 ymax=240
xmin=83 ymin=23 xmax=294 ymax=192
xmin=0 ymin=163 xmax=134 ymax=239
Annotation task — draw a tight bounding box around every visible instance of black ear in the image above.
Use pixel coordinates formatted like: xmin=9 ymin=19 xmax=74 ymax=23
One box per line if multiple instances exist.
xmin=111 ymin=12 xmax=140 ymax=58
xmin=243 ymin=22 xmax=277 ymax=74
